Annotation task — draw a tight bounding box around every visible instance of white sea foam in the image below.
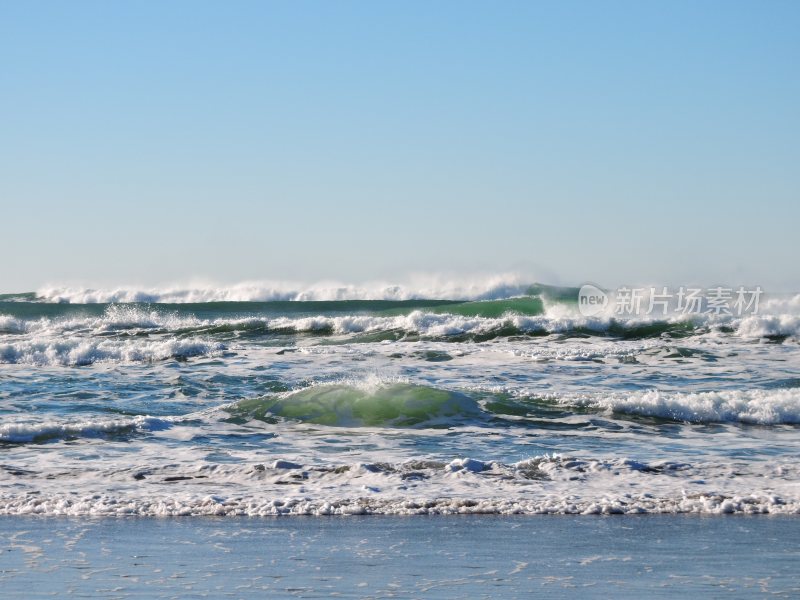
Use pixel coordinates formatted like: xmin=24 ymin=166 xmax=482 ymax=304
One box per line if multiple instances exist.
xmin=734 ymin=314 xmax=800 ymax=338
xmin=3 ymin=306 xmax=799 ymax=364
xmin=549 ymin=389 xmax=800 ymax=425
xmin=3 ymin=493 xmax=794 ymax=516
xmin=0 ymin=454 xmax=797 ymax=516
xmin=0 ymin=311 xmax=747 ymax=338
xmin=5 ymin=281 xmax=800 ymax=521
xmin=4 ymin=310 xmax=522 ymax=338
xmin=0 ymin=415 xmax=173 ymax=443
xmin=226 ymin=310 xmax=800 ymax=339
xmin=0 ymin=315 xmax=28 ymax=334
xmin=0 ymin=337 xmax=224 ymax=366
xmin=35 ymin=275 xmax=534 ymax=303
xmin=10 ymin=306 xmax=201 ymax=336
xmin=6 ymin=286 xmax=800 ymax=343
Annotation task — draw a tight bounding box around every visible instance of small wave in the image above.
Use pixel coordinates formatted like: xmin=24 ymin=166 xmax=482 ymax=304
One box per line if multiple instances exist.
xmin=3 ymin=298 xmax=800 ymax=343
xmin=14 ymin=282 xmax=800 ymax=340
xmin=259 ymin=310 xmax=800 ymax=340
xmin=93 ymin=304 xmax=202 ymax=331
xmin=0 ymin=337 xmax=224 ymax=366
xmin=548 ymin=389 xmax=800 ymax=425
xmin=229 ymin=381 xmax=483 ymax=427
xmin=0 ymin=305 xmax=666 ymax=341
xmin=0 ymin=415 xmax=173 ymax=444
xmin=235 ymin=311 xmax=698 ymax=340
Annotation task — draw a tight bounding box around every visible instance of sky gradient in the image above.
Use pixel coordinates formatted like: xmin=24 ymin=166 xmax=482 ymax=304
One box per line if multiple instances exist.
xmin=2 ymin=1 xmax=798 ymax=292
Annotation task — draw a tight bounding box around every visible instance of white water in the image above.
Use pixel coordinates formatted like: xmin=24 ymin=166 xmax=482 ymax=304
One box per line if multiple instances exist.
xmin=2 ymin=285 xmax=799 ymax=517
xmin=34 ymin=275 xmax=534 ymax=303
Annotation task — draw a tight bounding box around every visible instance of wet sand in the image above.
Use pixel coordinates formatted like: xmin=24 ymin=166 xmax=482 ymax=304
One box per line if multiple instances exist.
xmin=1 ymin=515 xmax=798 ymax=598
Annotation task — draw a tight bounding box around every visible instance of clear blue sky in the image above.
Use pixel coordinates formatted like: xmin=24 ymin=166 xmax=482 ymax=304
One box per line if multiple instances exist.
xmin=2 ymin=1 xmax=798 ymax=292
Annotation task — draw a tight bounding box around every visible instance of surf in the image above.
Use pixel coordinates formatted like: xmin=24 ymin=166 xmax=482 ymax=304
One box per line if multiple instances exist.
xmin=228 ymin=382 xmax=484 ymax=427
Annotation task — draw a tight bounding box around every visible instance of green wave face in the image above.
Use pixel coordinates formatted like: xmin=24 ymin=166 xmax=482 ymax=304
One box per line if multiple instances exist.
xmin=230 ymin=383 xmax=483 ymax=427
xmin=431 ymin=297 xmax=544 ymax=318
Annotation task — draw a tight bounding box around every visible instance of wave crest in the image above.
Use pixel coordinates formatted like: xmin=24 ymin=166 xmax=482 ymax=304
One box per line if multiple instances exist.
xmin=547 ymin=389 xmax=800 ymax=425
xmin=35 ymin=275 xmax=536 ymax=303
xmin=229 ymin=381 xmax=482 ymax=427
xmin=0 ymin=338 xmax=224 ymax=366
xmin=0 ymin=415 xmax=173 ymax=444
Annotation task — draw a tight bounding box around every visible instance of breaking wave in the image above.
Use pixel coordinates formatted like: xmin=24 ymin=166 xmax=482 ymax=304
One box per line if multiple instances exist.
xmin=0 ymin=415 xmax=173 ymax=444
xmin=543 ymin=388 xmax=800 ymax=425
xmin=229 ymin=381 xmax=482 ymax=427
xmin=3 ymin=305 xmax=800 ymax=343
xmin=0 ymin=337 xmax=224 ymax=366
xmin=229 ymin=380 xmax=800 ymax=427
xmin=34 ymin=276 xmax=540 ymax=303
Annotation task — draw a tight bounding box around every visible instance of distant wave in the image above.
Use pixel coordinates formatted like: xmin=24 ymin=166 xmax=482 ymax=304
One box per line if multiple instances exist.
xmin=2 ymin=303 xmax=800 ymax=365
xmin=33 ymin=275 xmax=538 ymax=303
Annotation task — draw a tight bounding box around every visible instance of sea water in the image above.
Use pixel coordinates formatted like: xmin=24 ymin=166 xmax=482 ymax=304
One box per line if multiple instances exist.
xmin=1 ymin=280 xmax=799 ymax=516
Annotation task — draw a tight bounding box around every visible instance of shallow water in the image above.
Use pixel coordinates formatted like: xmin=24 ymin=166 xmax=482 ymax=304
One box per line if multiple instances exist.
xmin=1 ymin=284 xmax=800 ymax=515
xmin=1 ymin=515 xmax=799 ymax=598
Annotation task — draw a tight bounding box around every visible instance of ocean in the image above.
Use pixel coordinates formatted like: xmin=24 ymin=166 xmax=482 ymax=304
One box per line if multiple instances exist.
xmin=1 ymin=280 xmax=799 ymax=517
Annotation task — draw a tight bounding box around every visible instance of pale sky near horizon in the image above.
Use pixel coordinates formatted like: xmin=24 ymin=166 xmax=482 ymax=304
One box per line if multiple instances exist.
xmin=2 ymin=1 xmax=798 ymax=292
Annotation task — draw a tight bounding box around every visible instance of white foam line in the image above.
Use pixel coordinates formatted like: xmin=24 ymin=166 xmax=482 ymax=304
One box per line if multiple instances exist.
xmin=547 ymin=388 xmax=800 ymax=425
xmin=0 ymin=415 xmax=174 ymax=443
xmin=35 ymin=275 xmax=534 ymax=303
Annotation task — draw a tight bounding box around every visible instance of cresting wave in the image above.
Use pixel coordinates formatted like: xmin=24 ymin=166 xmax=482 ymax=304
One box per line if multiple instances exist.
xmin=32 ymin=275 xmax=537 ymax=303
xmin=0 ymin=415 xmax=173 ymax=444
xmin=232 ymin=381 xmax=800 ymax=426
xmin=229 ymin=382 xmax=483 ymax=427
xmin=2 ymin=302 xmax=800 ymax=360
xmin=5 ymin=382 xmax=799 ymax=446
xmin=4 ymin=381 xmax=798 ymax=449
xmin=0 ymin=338 xmax=225 ymax=366
xmin=541 ymin=388 xmax=800 ymax=425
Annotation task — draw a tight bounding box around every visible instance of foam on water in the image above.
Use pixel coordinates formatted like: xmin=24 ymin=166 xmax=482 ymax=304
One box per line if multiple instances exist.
xmin=0 ymin=337 xmax=224 ymax=366
xmin=0 ymin=452 xmax=797 ymax=516
xmin=0 ymin=315 xmax=27 ymax=334
xmin=5 ymin=308 xmax=799 ymax=350
xmin=2 ymin=280 xmax=800 ymax=518
xmin=35 ymin=275 xmax=535 ymax=303
xmin=544 ymin=389 xmax=800 ymax=425
xmin=9 ymin=294 xmax=800 ymax=340
xmin=0 ymin=415 xmax=173 ymax=443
